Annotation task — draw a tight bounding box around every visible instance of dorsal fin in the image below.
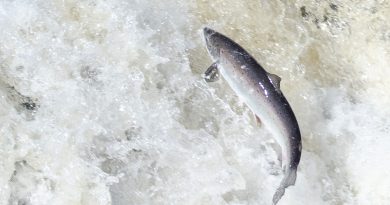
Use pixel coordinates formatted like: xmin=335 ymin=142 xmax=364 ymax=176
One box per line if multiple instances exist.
xmin=267 ymin=73 xmax=281 ymax=92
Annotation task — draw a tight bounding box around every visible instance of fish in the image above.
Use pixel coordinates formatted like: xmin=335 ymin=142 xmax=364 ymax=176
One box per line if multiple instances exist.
xmin=202 ymin=27 xmax=302 ymax=205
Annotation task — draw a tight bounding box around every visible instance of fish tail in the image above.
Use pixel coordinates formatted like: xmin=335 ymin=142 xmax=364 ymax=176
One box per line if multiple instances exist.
xmin=283 ymin=167 xmax=297 ymax=186
xmin=272 ymin=168 xmax=297 ymax=205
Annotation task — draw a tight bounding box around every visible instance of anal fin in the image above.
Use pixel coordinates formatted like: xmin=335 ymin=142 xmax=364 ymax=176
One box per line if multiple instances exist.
xmin=255 ymin=115 xmax=262 ymax=126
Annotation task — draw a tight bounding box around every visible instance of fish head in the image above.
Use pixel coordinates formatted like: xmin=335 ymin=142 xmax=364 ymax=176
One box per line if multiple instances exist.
xmin=203 ymin=27 xmax=246 ymax=66
xmin=203 ymin=27 xmax=224 ymax=60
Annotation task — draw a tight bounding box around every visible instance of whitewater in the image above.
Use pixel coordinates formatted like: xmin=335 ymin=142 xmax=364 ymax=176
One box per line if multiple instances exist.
xmin=0 ymin=0 xmax=389 ymax=204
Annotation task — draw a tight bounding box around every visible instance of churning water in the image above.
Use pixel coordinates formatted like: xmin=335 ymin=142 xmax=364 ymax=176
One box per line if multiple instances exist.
xmin=1 ymin=0 xmax=390 ymax=204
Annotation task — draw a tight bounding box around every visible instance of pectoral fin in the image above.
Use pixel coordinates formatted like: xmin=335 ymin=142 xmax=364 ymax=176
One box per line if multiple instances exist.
xmin=204 ymin=62 xmax=219 ymax=82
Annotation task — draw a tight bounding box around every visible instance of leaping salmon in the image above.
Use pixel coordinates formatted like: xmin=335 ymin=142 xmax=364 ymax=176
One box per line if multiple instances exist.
xmin=202 ymin=27 xmax=302 ymax=205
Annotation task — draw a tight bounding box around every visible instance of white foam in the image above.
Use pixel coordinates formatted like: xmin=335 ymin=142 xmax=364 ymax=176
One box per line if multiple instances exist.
xmin=0 ymin=0 xmax=389 ymax=204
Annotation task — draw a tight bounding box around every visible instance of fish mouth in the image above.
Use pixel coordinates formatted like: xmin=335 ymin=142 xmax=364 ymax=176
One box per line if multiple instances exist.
xmin=203 ymin=27 xmax=216 ymax=46
xmin=203 ymin=27 xmax=216 ymax=38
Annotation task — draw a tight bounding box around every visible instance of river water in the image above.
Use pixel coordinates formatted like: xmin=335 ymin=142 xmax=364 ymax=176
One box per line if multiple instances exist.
xmin=1 ymin=0 xmax=390 ymax=204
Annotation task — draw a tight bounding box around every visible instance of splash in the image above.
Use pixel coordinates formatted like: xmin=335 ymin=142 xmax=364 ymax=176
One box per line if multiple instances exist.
xmin=0 ymin=0 xmax=389 ymax=204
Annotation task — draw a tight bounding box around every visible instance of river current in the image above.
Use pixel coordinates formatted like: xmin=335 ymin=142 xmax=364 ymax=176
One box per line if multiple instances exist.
xmin=1 ymin=0 xmax=390 ymax=204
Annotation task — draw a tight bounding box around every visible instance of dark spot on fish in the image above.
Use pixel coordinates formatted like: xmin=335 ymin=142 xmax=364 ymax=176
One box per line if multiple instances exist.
xmin=300 ymin=6 xmax=309 ymax=18
xmin=329 ymin=3 xmax=338 ymax=11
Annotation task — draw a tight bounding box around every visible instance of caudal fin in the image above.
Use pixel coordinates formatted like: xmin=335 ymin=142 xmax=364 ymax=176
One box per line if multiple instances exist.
xmin=272 ymin=169 xmax=297 ymax=205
